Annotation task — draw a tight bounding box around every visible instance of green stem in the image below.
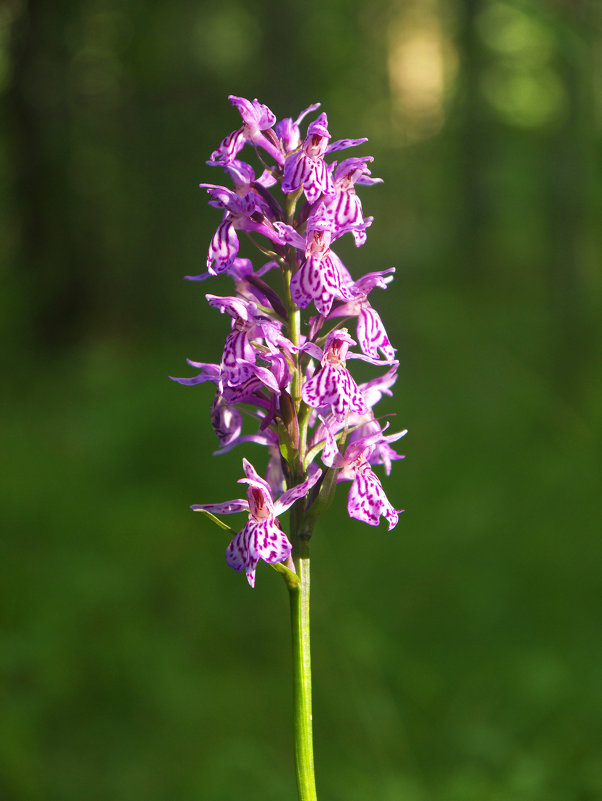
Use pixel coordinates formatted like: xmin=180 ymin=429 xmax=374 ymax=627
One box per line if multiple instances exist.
xmin=283 ymin=263 xmax=302 ymax=411
xmin=282 ymin=180 xmax=317 ymax=798
xmin=288 ymin=551 xmax=317 ymax=801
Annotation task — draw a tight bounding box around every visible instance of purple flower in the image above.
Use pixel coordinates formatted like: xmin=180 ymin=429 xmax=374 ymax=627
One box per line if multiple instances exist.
xmin=327 ymin=269 xmax=396 ymax=362
xmin=197 ymin=184 xmax=284 ymax=275
xmin=320 ymin=427 xmax=402 ymax=530
xmin=282 ymin=113 xmax=335 ymax=203
xmin=275 ymin=102 xmax=321 ymax=153
xmin=176 ymin=95 xmax=407 ymax=586
xmin=291 ymin=229 xmax=358 ymax=317
xmin=322 ymin=157 xmax=381 ymax=246
xmin=210 ymin=96 xmax=284 ymax=166
xmin=348 ymin=419 xmax=406 ymax=476
xmin=308 ymin=361 xmax=404 ymax=472
xmin=343 ymin=448 xmax=401 ymax=530
xmin=275 ymin=209 xmax=365 ymax=317
xmin=206 ymin=294 xmax=294 ymax=394
xmin=192 ymin=458 xmax=321 ymax=586
xmin=210 ymin=393 xmax=243 ymax=448
xmin=302 ymin=329 xmax=369 ymax=421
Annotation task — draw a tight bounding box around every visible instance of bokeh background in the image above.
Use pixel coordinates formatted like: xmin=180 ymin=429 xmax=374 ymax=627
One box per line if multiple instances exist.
xmin=2 ymin=0 xmax=601 ymax=799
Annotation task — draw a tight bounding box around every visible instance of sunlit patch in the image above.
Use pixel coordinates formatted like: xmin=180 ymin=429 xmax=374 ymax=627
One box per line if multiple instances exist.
xmin=477 ymin=1 xmax=566 ymax=129
xmin=480 ymin=65 xmax=565 ymax=129
xmin=387 ymin=5 xmax=457 ymax=140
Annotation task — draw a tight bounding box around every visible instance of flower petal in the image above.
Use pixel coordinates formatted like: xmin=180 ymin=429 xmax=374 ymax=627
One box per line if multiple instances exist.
xmin=357 ymin=306 xmax=396 ymax=361
xmin=209 ymin=128 xmax=246 ymax=164
xmin=347 ymin=466 xmax=400 ymax=530
xmin=208 ymin=218 xmax=239 ymax=273
xmin=303 ymin=363 xmax=368 ymax=421
xmin=326 ymin=137 xmax=368 ymax=153
xmin=192 ymin=500 xmax=249 ymax=515
xmin=273 ymin=468 xmax=322 ymax=515
xmin=250 ymin=519 xmax=292 ymax=564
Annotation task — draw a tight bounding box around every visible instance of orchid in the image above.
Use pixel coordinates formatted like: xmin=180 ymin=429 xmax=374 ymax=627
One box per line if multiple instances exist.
xmin=192 ymin=458 xmax=321 ymax=587
xmin=172 ymin=96 xmax=407 ymax=801
xmin=320 ymin=422 xmax=405 ymax=529
xmin=196 ymin=184 xmax=284 ymax=275
xmin=282 ymin=112 xmax=335 ymax=202
xmin=327 ymin=268 xmax=397 ymax=361
xmin=302 ymin=328 xmax=369 ymax=421
xmin=275 ymin=206 xmax=367 ymax=317
xmin=210 ymin=95 xmax=284 ymax=166
xmin=323 ymin=156 xmax=382 ymax=246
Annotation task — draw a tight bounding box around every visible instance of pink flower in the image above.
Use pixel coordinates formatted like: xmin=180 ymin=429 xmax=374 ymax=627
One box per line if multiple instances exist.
xmin=210 ymin=96 xmax=284 ymax=166
xmin=195 ymin=184 xmax=284 ymax=275
xmin=192 ymin=459 xmax=321 ymax=586
xmin=320 ymin=426 xmax=404 ymax=530
xmin=322 ymin=157 xmax=382 ymax=246
xmin=302 ymin=329 xmax=369 ymax=421
xmin=327 ymin=269 xmax=397 ymax=362
xmin=275 ymin=207 xmax=366 ymax=317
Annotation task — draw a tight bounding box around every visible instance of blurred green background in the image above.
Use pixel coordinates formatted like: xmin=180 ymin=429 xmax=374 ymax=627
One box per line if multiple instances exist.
xmin=1 ymin=0 xmax=601 ymax=799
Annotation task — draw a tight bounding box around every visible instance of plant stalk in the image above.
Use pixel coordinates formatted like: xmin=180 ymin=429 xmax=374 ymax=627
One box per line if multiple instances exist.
xmin=288 ymin=551 xmax=317 ymax=801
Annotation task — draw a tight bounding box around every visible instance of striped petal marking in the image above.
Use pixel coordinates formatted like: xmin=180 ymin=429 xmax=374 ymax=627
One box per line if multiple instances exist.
xmin=330 ymin=187 xmax=363 ymax=230
xmin=347 ymin=461 xmax=400 ymax=530
xmin=282 ymin=151 xmax=310 ymax=193
xmin=291 ymin=251 xmax=358 ymax=318
xmin=221 ymin=330 xmax=255 ymax=387
xmin=304 ymin=159 xmax=334 ymax=203
xmin=207 ymin=218 xmax=239 ymax=273
xmin=357 ymin=306 xmax=396 ymax=362
xmin=209 ymin=127 xmax=246 ymax=164
xmin=302 ymin=329 xmax=369 ymax=421
xmin=225 ymin=519 xmax=292 ymax=588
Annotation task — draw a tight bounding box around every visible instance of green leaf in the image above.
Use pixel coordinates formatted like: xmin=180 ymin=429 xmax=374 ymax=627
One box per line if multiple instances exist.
xmin=277 ymin=420 xmax=299 ymax=464
xmin=271 ymin=560 xmax=300 ymax=588
xmin=303 ymin=439 xmax=326 ymax=471
xmin=193 ymin=508 xmax=237 ymax=536
xmin=304 ymin=466 xmax=340 ymax=523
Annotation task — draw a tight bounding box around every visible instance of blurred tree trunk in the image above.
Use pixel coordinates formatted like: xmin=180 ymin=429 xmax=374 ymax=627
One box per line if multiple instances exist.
xmin=545 ymin=0 xmax=601 ymax=399
xmin=7 ymin=0 xmax=92 ymax=350
xmin=456 ymin=0 xmax=491 ymax=281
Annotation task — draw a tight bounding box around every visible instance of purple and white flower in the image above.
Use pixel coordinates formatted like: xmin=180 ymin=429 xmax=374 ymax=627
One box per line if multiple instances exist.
xmin=282 ymin=112 xmax=334 ymax=203
xmin=196 ymin=185 xmax=284 ymax=275
xmin=275 ymin=209 xmax=366 ymax=317
xmin=320 ymin=426 xmax=403 ymax=530
xmin=192 ymin=458 xmax=321 ymax=586
xmin=206 ymin=294 xmax=295 ymax=394
xmin=275 ymin=102 xmax=321 ymax=153
xmin=210 ymin=95 xmax=284 ymax=166
xmin=302 ymin=329 xmax=369 ymax=421
xmin=327 ymin=269 xmax=396 ymax=362
xmin=322 ymin=157 xmax=381 ymax=246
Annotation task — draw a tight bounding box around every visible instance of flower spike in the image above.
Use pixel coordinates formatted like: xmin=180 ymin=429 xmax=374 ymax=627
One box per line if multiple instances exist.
xmin=175 ymin=95 xmax=405 ymax=587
